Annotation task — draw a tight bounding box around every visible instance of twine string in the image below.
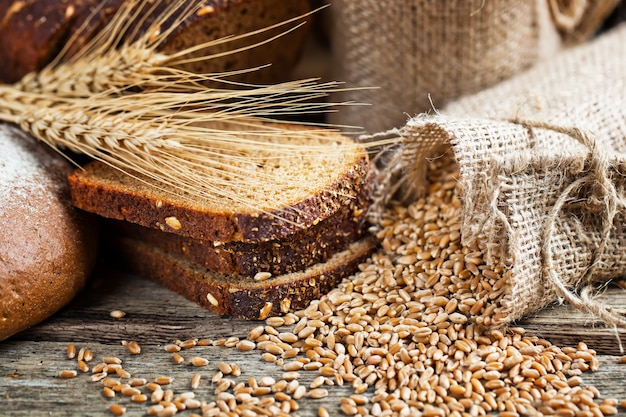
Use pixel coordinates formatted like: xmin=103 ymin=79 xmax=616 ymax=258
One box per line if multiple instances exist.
xmin=512 ymin=118 xmax=626 ymax=327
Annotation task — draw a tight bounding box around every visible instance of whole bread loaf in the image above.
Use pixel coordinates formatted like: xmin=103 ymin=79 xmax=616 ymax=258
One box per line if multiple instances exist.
xmin=0 ymin=0 xmax=311 ymax=84
xmin=115 ymin=235 xmax=376 ymax=319
xmin=0 ymin=124 xmax=98 ymax=341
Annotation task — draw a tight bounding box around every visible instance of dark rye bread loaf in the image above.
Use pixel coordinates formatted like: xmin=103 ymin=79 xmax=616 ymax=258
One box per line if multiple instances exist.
xmin=68 ymin=126 xmax=372 ymax=244
xmin=111 ymin=168 xmax=372 ymax=276
xmin=0 ymin=124 xmax=98 ymax=341
xmin=0 ymin=0 xmax=311 ymax=84
xmin=115 ymin=235 xmax=376 ymax=319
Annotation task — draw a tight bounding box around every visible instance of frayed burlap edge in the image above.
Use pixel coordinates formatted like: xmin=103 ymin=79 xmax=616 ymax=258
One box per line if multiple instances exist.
xmin=368 ymin=114 xmax=626 ymax=329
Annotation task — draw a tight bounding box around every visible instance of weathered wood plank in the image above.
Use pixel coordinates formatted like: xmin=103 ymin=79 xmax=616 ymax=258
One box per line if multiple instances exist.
xmin=2 ymin=263 xmax=626 ymax=416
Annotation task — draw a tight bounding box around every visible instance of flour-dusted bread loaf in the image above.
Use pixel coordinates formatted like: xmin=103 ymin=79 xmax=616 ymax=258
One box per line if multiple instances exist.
xmin=0 ymin=124 xmax=97 ymax=341
xmin=68 ymin=123 xmax=372 ymax=244
xmin=115 ymin=235 xmax=376 ymax=319
xmin=112 ymin=168 xmax=372 ymax=276
xmin=0 ymin=0 xmax=311 ymax=84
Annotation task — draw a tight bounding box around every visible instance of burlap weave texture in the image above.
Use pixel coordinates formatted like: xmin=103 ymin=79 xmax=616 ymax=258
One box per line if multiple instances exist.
xmin=388 ymin=24 xmax=626 ymax=326
xmin=331 ymin=0 xmax=618 ymax=134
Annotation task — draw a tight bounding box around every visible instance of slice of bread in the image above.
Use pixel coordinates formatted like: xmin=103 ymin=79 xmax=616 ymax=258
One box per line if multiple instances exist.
xmin=114 ymin=235 xmax=377 ymax=320
xmin=111 ymin=169 xmax=372 ymax=276
xmin=68 ymin=124 xmax=372 ymax=244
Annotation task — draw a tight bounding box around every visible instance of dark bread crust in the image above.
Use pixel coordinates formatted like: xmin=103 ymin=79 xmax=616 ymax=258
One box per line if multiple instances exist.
xmin=68 ymin=150 xmax=372 ymax=243
xmin=115 ymin=235 xmax=376 ymax=319
xmin=0 ymin=124 xmax=98 ymax=341
xmin=111 ymin=169 xmax=372 ymax=276
xmin=0 ymin=0 xmax=311 ymax=84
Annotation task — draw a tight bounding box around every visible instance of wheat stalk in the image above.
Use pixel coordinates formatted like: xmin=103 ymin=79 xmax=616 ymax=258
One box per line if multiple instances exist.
xmin=0 ymin=0 xmax=398 ymax=213
xmin=16 ymin=0 xmax=323 ymax=98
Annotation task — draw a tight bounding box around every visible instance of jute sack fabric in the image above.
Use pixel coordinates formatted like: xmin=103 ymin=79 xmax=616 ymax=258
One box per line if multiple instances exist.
xmin=379 ymin=24 xmax=626 ymax=327
xmin=330 ymin=0 xmax=619 ymax=134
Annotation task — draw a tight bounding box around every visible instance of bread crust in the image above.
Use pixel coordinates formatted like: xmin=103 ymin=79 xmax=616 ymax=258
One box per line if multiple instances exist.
xmin=115 ymin=235 xmax=376 ymax=320
xmin=0 ymin=124 xmax=98 ymax=341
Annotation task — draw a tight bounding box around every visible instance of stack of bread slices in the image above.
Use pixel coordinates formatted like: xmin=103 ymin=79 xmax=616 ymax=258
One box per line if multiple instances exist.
xmin=67 ymin=122 xmax=377 ymax=320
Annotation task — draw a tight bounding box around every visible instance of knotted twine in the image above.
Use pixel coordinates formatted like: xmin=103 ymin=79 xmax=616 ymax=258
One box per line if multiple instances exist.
xmin=373 ymin=24 xmax=626 ymax=328
xmin=331 ymin=0 xmax=619 ymax=134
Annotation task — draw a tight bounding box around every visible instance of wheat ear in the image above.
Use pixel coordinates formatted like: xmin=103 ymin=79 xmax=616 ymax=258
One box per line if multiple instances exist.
xmin=16 ymin=0 xmax=325 ymax=98
xmin=1 ymin=0 xmax=399 ymax=214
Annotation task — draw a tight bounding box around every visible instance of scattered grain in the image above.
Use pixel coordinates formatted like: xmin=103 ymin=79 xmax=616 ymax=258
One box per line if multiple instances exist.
xmin=59 ymin=370 xmax=77 ymax=379
xmin=126 ymin=341 xmax=141 ymax=355
xmin=103 ymin=387 xmax=115 ymax=398
xmin=115 ymin=368 xmax=131 ymax=379
xmin=154 ymin=376 xmax=173 ymax=385
xmin=77 ymin=360 xmax=89 ymax=373
xmin=172 ymin=353 xmax=184 ymax=365
xmin=308 ymin=388 xmax=328 ymax=399
xmin=236 ymin=340 xmax=256 ymax=351
xmin=90 ymin=372 xmax=107 ymax=382
xmin=190 ymin=357 xmax=209 ymax=367
xmin=108 ymin=403 xmax=126 ymax=416
xmin=129 ymin=378 xmax=147 ymax=387
xmin=164 ymin=344 xmax=181 ymax=353
xmin=83 ymin=349 xmax=93 ymax=362
xmin=66 ymin=343 xmax=76 ymax=360
xmin=110 ymin=310 xmax=126 ymax=319
xmin=218 ymin=362 xmax=232 ymax=374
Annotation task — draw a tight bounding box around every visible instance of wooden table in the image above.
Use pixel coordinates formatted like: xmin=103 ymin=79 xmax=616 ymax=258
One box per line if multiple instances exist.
xmin=2 ymin=256 xmax=626 ymax=416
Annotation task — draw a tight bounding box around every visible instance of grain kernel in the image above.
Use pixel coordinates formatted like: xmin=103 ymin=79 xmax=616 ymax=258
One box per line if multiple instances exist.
xmin=218 ymin=362 xmax=232 ymax=374
xmin=254 ymin=272 xmax=272 ymax=281
xmin=165 ymin=216 xmax=181 ymax=230
xmin=206 ymin=293 xmax=219 ymax=306
xmin=115 ymin=368 xmax=131 ymax=379
xmin=59 ymin=370 xmax=77 ymax=379
xmin=121 ymin=386 xmax=141 ymax=397
xmin=131 ymin=394 xmax=148 ymax=403
xmin=83 ymin=349 xmax=94 ymax=362
xmin=127 ymin=341 xmax=141 ymax=355
xmin=103 ymin=387 xmax=116 ymax=398
xmin=191 ymin=357 xmax=209 ymax=367
xmin=109 ymin=403 xmax=126 ymax=416
xmin=154 ymin=376 xmax=173 ymax=385
xmin=77 ymin=360 xmax=89 ymax=373
xmin=259 ymin=302 xmax=273 ymax=320
xmin=66 ymin=343 xmax=76 ymax=359
xmin=110 ymin=310 xmax=126 ymax=319
xmin=129 ymin=378 xmax=147 ymax=387
xmin=179 ymin=339 xmax=198 ymax=349
xmin=308 ymin=388 xmax=329 ymax=399
xmin=172 ymin=353 xmax=184 ymax=364
xmin=164 ymin=344 xmax=181 ymax=353
xmin=318 ymin=406 xmax=330 ymax=417
xmin=236 ymin=340 xmax=256 ymax=351
xmin=90 ymin=372 xmax=107 ymax=382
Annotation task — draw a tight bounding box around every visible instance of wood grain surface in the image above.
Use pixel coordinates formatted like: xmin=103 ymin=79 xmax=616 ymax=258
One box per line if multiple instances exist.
xmin=2 ymin=257 xmax=626 ymax=416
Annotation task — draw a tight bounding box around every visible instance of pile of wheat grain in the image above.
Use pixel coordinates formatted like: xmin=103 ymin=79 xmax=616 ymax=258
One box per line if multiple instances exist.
xmin=56 ymin=157 xmax=625 ymax=417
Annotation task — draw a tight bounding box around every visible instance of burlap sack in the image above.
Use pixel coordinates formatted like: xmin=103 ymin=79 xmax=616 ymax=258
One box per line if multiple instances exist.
xmin=330 ymin=0 xmax=619 ymax=134
xmin=378 ymin=24 xmax=626 ymax=327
